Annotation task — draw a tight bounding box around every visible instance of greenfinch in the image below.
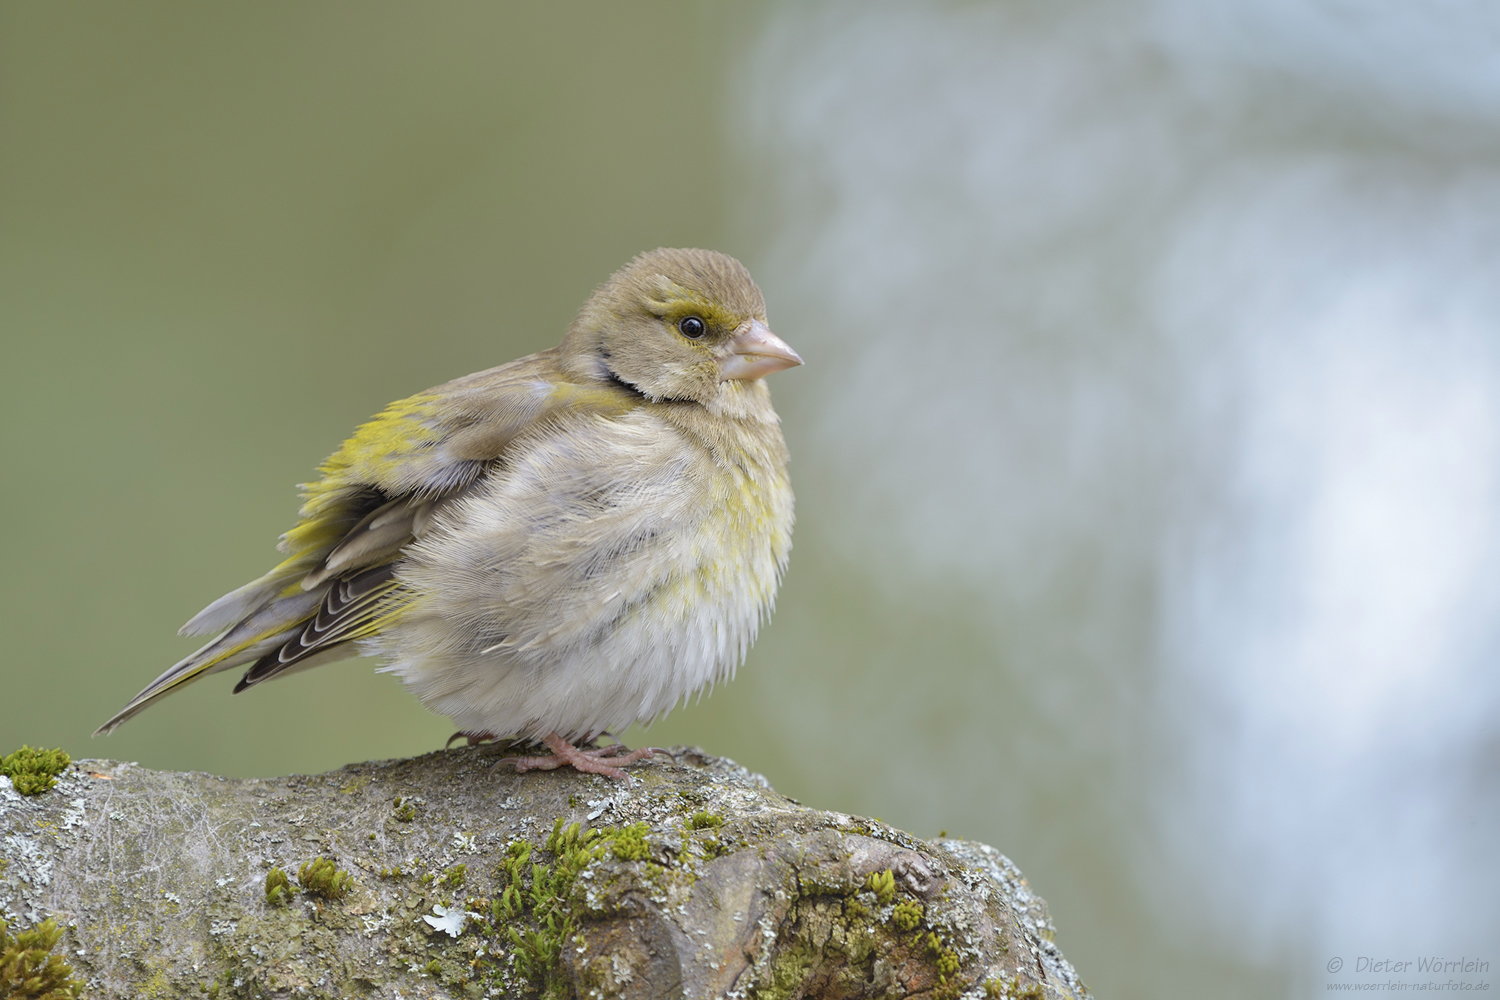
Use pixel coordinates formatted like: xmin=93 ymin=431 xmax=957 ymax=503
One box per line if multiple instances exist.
xmin=96 ymin=248 xmax=801 ymax=779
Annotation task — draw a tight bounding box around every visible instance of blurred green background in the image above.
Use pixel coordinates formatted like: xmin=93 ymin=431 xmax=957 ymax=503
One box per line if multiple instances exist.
xmin=6 ymin=4 xmax=1499 ymax=1000
xmin=2 ymin=2 xmax=747 ymax=770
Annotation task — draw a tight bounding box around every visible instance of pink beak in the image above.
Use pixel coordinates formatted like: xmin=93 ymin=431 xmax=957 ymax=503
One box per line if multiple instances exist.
xmin=718 ymin=320 xmax=804 ymax=381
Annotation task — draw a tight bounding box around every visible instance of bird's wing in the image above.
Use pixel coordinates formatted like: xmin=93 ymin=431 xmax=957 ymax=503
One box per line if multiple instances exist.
xmin=95 ymin=352 xmax=642 ymax=733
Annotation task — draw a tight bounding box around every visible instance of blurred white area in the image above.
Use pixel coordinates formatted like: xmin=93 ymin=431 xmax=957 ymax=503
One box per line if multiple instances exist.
xmin=1161 ymin=167 xmax=1500 ymax=957
xmin=738 ymin=0 xmax=1500 ymax=992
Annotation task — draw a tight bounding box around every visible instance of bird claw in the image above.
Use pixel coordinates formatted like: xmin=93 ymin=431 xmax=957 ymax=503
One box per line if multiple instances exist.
xmin=495 ymin=732 xmax=659 ymax=780
xmin=446 ymin=730 xmax=499 ymax=749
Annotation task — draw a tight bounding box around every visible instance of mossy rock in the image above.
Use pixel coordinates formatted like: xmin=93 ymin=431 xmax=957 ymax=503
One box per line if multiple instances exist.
xmin=0 ymin=746 xmax=71 ymax=797
xmin=0 ymin=746 xmax=1089 ymax=999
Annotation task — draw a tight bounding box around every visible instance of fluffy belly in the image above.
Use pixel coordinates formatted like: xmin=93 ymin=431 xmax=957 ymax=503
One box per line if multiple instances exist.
xmin=365 ymin=413 xmax=790 ymax=741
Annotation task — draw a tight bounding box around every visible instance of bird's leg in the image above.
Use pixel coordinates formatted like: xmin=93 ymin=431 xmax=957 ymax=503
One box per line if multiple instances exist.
xmin=445 ymin=730 xmax=499 ymax=749
xmin=501 ymin=732 xmax=659 ymax=780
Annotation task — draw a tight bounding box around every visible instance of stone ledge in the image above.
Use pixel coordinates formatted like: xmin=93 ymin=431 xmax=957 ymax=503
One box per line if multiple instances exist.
xmin=0 ymin=746 xmax=1090 ymax=999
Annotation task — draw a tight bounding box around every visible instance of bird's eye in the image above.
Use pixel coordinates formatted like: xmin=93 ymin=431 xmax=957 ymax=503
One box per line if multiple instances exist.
xmin=677 ymin=316 xmax=706 ymax=339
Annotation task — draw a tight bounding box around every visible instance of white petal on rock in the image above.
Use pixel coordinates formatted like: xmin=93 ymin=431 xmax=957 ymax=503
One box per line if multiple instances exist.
xmin=423 ymin=904 xmax=467 ymax=938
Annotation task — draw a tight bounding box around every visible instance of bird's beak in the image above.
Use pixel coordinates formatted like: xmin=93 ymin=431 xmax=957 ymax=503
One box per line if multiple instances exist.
xmin=718 ymin=320 xmax=804 ymax=381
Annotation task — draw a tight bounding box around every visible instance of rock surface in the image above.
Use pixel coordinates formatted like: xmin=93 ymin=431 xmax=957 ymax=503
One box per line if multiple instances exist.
xmin=0 ymin=745 xmax=1090 ymax=999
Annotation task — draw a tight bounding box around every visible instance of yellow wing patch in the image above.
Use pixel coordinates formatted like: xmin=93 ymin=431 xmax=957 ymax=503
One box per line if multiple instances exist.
xmin=283 ymin=394 xmax=448 ymax=552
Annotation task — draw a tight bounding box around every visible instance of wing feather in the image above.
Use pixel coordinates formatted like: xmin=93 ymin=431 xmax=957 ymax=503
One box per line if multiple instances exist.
xmin=97 ymin=352 xmax=646 ymax=734
xmin=234 ymin=563 xmax=410 ymax=690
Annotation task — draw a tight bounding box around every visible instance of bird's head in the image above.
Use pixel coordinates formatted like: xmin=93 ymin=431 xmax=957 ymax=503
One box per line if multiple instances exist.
xmin=561 ymin=248 xmax=802 ymax=406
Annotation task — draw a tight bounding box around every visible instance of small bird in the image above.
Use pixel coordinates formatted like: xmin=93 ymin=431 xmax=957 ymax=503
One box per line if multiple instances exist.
xmin=96 ymin=248 xmax=800 ymax=779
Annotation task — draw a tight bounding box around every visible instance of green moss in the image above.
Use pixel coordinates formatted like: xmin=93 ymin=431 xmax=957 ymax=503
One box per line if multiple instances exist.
xmin=263 ymin=868 xmax=294 ymax=907
xmin=761 ymin=936 xmax=820 ymax=1000
xmin=686 ymin=810 xmax=722 ymax=830
xmin=423 ymin=958 xmax=441 ymax=978
xmin=0 ymin=747 xmax=70 ymax=797
xmin=984 ymin=977 xmax=1045 ymax=1000
xmin=0 ymin=916 xmax=84 ymax=999
xmin=481 ymin=818 xmax=669 ymax=998
xmin=297 ymin=857 xmax=353 ymax=900
xmin=919 ymin=930 xmax=963 ymax=1000
xmin=685 ymin=811 xmax=730 ymax=859
xmin=608 ymin=822 xmax=650 ymax=862
xmin=866 ymin=868 xmax=896 ymax=905
xmin=490 ymin=821 xmax=598 ymax=996
xmin=440 ymin=864 xmax=467 ymax=891
xmin=890 ymin=898 xmax=924 ymax=931
xmin=921 ymin=931 xmax=956 ymax=970
xmin=391 ymin=797 xmax=417 ymax=822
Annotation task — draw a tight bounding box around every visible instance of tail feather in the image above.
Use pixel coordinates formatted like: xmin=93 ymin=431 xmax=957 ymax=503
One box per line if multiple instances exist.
xmin=95 ymin=588 xmax=323 ymax=735
xmin=178 ymin=500 xmax=373 ymax=636
xmin=179 ymin=553 xmax=320 ymax=637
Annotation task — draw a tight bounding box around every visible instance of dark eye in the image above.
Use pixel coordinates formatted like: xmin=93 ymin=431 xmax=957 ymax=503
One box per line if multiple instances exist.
xmin=677 ymin=316 xmax=706 ymax=339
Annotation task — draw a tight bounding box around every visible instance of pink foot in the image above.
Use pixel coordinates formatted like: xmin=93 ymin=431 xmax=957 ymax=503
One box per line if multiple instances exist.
xmin=500 ymin=732 xmax=661 ymax=780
